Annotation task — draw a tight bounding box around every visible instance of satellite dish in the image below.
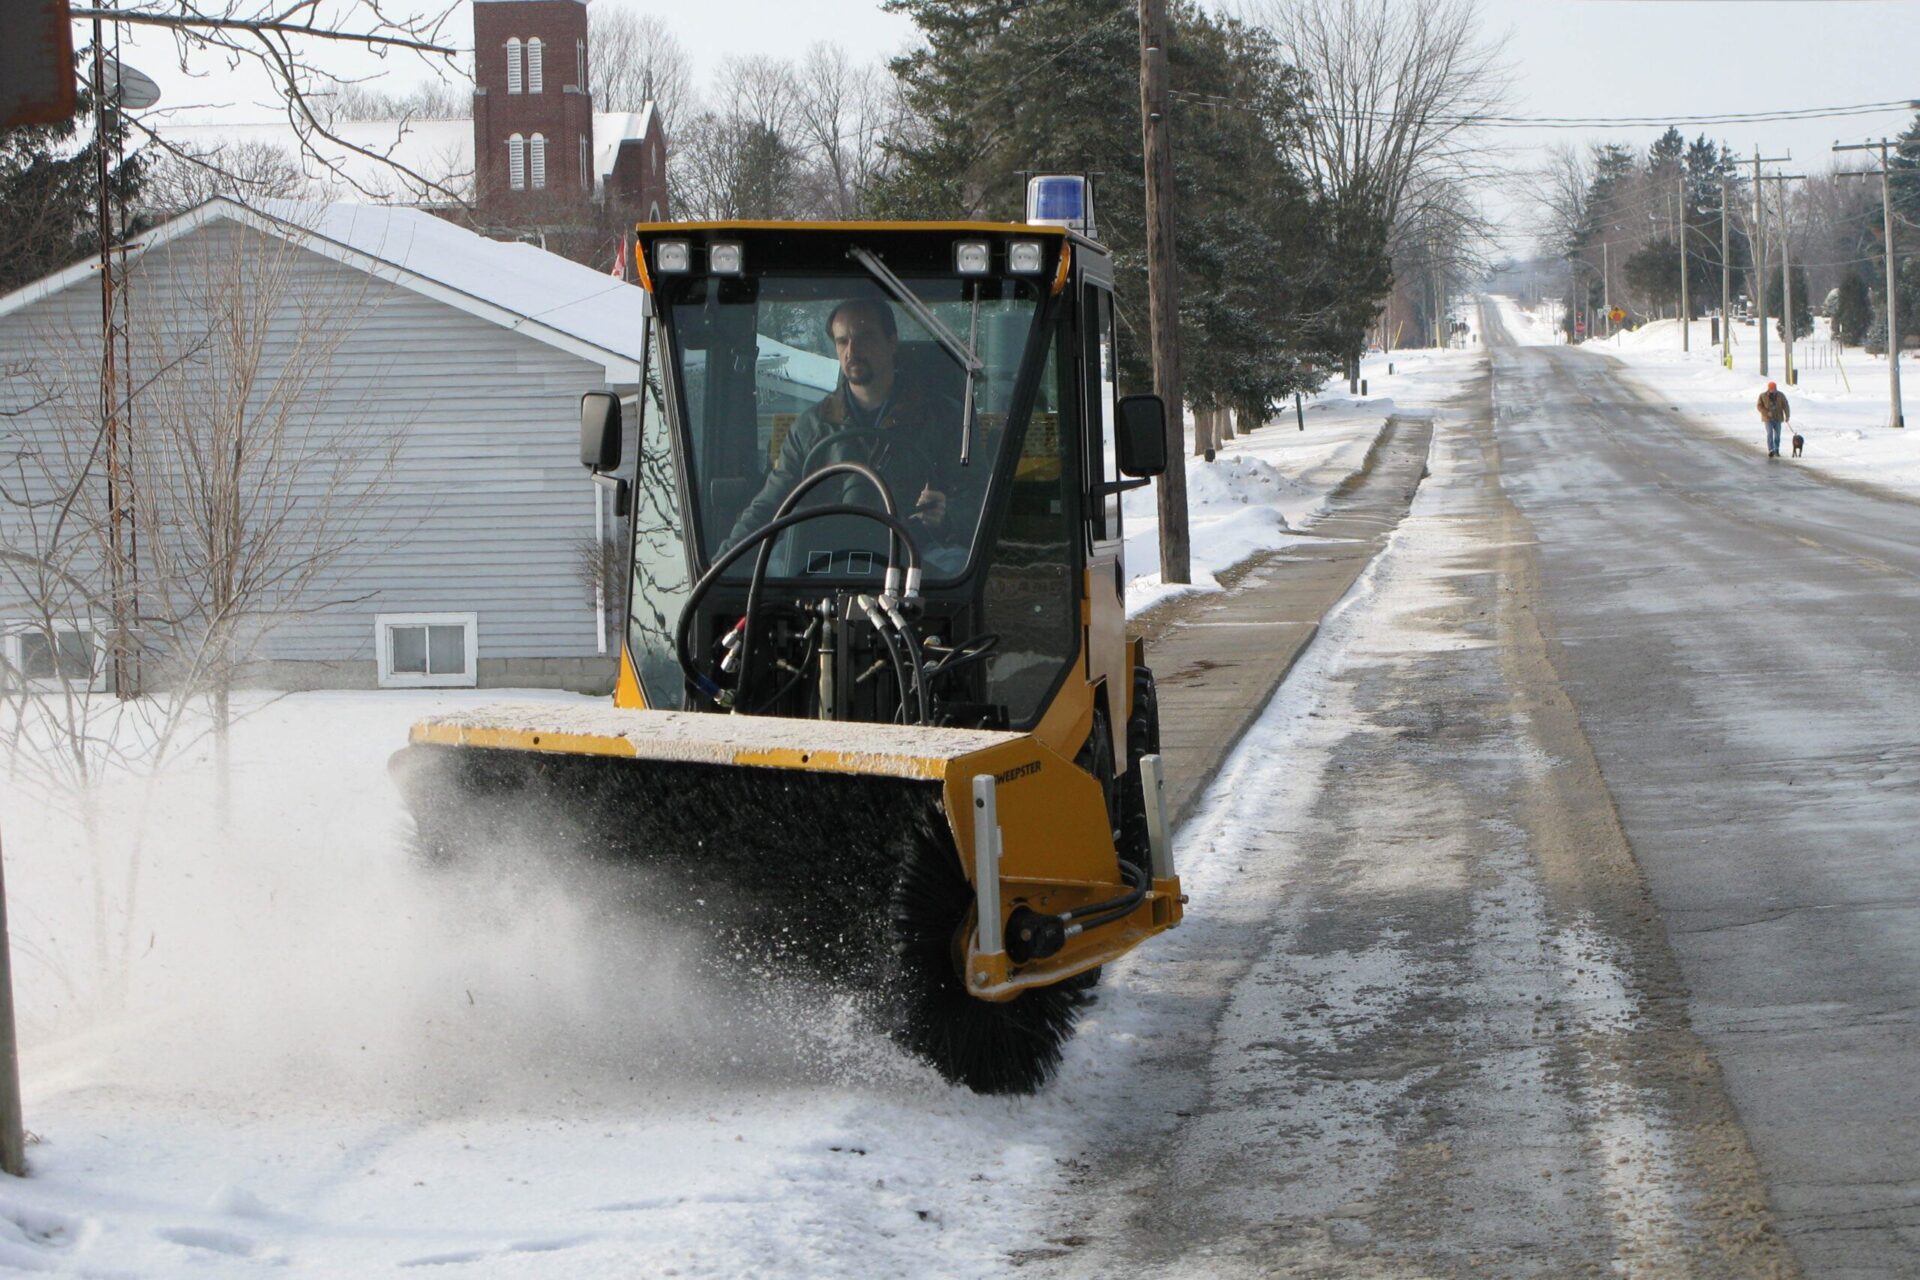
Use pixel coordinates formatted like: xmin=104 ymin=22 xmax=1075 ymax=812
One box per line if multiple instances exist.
xmin=99 ymin=57 xmax=161 ymax=110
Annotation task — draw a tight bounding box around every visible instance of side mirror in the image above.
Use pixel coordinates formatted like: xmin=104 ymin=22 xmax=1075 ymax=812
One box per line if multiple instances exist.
xmin=581 ymin=391 xmax=621 ymax=471
xmin=1115 ymin=393 xmax=1168 ymax=478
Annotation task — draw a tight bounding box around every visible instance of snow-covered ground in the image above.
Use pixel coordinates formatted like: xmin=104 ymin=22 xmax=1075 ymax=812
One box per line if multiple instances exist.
xmin=1486 ymin=293 xmax=1919 ymax=495
xmin=1122 ymin=343 xmax=1483 ymax=615
xmin=0 ymin=348 xmax=1484 ymax=1276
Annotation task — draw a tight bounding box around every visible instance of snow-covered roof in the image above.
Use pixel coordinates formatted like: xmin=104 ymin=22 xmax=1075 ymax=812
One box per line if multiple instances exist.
xmin=0 ymin=197 xmax=646 ymax=380
xmin=155 ymin=109 xmax=659 ymax=203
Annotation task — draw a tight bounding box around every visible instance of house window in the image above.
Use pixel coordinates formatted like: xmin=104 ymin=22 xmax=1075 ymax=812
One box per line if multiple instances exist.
xmin=3 ymin=622 xmax=105 ymax=691
xmin=579 ymin=134 xmax=589 ymax=189
xmin=530 ymin=133 xmax=546 ymax=189
xmin=527 ymin=39 xmax=544 ymax=93
xmin=376 ymin=612 xmax=477 ymax=689
xmin=577 ymin=38 xmax=586 ymax=91
xmin=508 ymin=133 xmax=525 ymax=190
xmin=506 ymin=38 xmax=523 ymax=94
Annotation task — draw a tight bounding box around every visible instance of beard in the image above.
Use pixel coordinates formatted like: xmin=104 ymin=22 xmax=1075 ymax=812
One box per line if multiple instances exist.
xmin=844 ymin=359 xmax=875 ymax=385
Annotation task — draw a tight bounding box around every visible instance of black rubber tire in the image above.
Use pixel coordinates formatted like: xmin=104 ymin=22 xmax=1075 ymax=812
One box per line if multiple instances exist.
xmin=1117 ymin=666 xmax=1160 ymax=876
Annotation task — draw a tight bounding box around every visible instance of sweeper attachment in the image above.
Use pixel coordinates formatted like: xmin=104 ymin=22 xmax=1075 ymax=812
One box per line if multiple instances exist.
xmin=390 ymin=219 xmax=1185 ymax=1093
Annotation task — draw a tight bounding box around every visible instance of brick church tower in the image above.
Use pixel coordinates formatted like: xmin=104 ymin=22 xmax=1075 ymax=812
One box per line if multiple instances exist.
xmin=471 ymin=0 xmax=594 ymax=217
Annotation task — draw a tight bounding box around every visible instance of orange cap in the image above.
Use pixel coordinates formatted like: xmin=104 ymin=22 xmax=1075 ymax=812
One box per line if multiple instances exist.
xmin=1767 ymin=382 xmax=1777 ymax=390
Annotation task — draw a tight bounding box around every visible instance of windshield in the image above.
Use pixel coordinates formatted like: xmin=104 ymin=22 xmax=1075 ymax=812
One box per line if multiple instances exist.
xmin=662 ymin=272 xmax=1046 ymax=582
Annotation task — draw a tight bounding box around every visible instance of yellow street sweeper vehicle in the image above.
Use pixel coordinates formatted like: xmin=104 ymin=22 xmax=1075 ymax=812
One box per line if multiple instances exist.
xmin=390 ymin=209 xmax=1184 ymax=1093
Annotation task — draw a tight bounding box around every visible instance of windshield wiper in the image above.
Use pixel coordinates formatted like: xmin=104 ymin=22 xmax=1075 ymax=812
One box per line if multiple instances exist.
xmin=847 ymin=245 xmax=985 ymax=465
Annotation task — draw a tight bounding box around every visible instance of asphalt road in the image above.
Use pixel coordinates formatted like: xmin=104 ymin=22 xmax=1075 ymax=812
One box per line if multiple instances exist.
xmin=1041 ymin=350 xmax=1793 ymax=1277
xmin=1487 ymin=311 xmax=1920 ymax=1277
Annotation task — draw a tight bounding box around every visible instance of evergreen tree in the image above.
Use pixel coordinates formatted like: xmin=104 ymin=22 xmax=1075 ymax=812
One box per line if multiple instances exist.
xmin=0 ymin=50 xmax=146 ymax=295
xmin=1623 ymin=237 xmax=1680 ymax=314
xmin=874 ymin=0 xmax=1363 ymax=409
xmin=1831 ymin=272 xmax=1872 ymax=346
xmin=1765 ymin=266 xmax=1813 ymax=340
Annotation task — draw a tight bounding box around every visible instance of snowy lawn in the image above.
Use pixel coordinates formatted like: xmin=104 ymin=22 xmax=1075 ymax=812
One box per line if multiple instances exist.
xmin=1487 ymin=293 xmax=1919 ymax=495
xmin=0 ymin=347 xmax=1486 ymax=1276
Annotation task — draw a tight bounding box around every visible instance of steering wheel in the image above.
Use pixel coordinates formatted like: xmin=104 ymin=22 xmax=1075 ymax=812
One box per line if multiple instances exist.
xmin=799 ymin=427 xmax=942 ymax=490
xmin=798 ymin=427 xmax=952 ymax=532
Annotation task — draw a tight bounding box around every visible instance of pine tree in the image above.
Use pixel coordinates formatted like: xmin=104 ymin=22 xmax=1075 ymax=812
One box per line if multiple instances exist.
xmin=1832 ymin=272 xmax=1872 ymax=346
xmin=874 ymin=0 xmax=1364 ymax=410
xmin=1765 ymin=266 xmax=1813 ymax=341
xmin=0 ymin=50 xmax=147 ymax=294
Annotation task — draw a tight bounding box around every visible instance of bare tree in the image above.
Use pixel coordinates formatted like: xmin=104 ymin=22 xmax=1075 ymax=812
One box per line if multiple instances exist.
xmin=81 ymin=0 xmax=466 ymax=201
xmin=323 ymin=76 xmax=471 ymax=122
xmin=671 ymin=58 xmax=810 ymax=220
xmin=792 ymin=44 xmax=899 ymax=219
xmin=1256 ymin=0 xmax=1509 ymax=231
xmin=1254 ymin=0 xmax=1507 ymax=360
xmin=141 ymin=139 xmax=315 ymax=214
xmin=588 ymin=6 xmax=692 ymax=129
xmin=0 ymin=210 xmax=397 ymax=1003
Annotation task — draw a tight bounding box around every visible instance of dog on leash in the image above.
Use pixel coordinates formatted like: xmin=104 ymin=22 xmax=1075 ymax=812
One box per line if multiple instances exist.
xmin=1791 ymin=433 xmax=1804 ymax=458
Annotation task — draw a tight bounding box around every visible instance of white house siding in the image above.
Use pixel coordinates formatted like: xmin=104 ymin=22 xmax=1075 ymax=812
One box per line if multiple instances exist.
xmin=0 ymin=217 xmax=636 ymax=691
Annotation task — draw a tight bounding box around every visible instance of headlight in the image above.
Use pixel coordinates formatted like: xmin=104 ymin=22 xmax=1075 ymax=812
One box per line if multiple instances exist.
xmin=1007 ymin=241 xmax=1045 ymax=273
xmin=955 ymin=241 xmax=991 ymax=274
xmin=708 ymin=241 xmax=745 ymax=275
xmin=654 ymin=240 xmax=691 ymax=273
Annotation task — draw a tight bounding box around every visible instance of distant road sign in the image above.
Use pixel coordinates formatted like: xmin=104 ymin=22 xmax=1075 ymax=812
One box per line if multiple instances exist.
xmin=1609 ymin=307 xmax=1626 ymax=324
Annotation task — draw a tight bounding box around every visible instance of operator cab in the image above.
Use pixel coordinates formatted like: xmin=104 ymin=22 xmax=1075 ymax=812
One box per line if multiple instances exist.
xmin=588 ymin=221 xmax=1164 ymax=732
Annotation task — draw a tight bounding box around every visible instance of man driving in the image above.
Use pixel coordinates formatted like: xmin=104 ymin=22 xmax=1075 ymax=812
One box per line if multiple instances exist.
xmin=726 ymin=297 xmax=967 ymax=555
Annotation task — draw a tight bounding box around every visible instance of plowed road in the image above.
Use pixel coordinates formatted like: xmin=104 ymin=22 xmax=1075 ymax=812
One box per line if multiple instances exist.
xmin=1042 ymin=306 xmax=1919 ymax=1278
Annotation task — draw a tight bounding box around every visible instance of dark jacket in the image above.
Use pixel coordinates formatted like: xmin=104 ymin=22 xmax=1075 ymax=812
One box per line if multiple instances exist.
xmin=726 ymin=377 xmax=971 ymax=550
xmin=1756 ymin=389 xmax=1791 ymax=424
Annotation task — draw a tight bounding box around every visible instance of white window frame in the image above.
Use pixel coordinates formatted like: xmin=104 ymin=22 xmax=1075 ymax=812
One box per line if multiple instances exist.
xmin=527 ymin=38 xmax=544 ymax=93
xmin=577 ymin=38 xmax=586 ymax=91
xmin=375 ymin=612 xmax=478 ymax=689
xmin=530 ymin=133 xmax=546 ymax=189
xmin=2 ymin=620 xmax=108 ymax=693
xmin=506 ymin=38 xmax=523 ymax=94
xmin=579 ymin=134 xmax=589 ymax=189
xmin=508 ymin=133 xmax=525 ymax=190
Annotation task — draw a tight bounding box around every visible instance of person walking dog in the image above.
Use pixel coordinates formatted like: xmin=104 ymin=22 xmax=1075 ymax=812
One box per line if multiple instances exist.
xmin=1756 ymin=381 xmax=1791 ymax=458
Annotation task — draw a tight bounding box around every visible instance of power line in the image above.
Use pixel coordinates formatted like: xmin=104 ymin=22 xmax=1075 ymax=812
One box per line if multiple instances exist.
xmin=1167 ymin=90 xmax=1919 ymax=131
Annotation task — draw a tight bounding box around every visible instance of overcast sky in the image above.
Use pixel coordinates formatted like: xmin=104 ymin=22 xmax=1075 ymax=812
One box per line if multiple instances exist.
xmin=129 ymin=0 xmax=1920 ymax=253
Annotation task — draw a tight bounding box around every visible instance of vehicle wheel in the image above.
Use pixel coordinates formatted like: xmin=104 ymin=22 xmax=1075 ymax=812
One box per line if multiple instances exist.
xmin=1117 ymin=667 xmax=1160 ymax=876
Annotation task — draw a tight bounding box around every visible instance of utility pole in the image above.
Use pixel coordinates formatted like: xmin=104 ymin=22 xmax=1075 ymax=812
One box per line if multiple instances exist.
xmin=1758 ymin=175 xmax=1804 ymax=385
xmin=1751 ymin=148 xmax=1791 ymax=377
xmin=1677 ymin=173 xmax=1689 ymax=352
xmin=1757 ymin=172 xmax=1806 ymax=383
xmin=1137 ymin=0 xmax=1189 ymax=579
xmin=1836 ymin=137 xmax=1907 ymax=429
xmin=1601 ymin=241 xmax=1611 ymax=337
xmin=1721 ymin=179 xmax=1732 ymax=368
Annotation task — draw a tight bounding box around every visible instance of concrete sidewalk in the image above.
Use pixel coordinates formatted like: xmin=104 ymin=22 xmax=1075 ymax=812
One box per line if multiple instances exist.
xmin=1139 ymin=412 xmax=1438 ymax=828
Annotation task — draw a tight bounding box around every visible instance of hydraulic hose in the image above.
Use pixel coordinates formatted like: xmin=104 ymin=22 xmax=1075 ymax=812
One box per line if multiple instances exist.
xmin=734 ymin=461 xmax=899 ymax=714
xmin=856 ymin=595 xmax=919 ymax=724
xmin=675 ymin=504 xmax=922 ymax=706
